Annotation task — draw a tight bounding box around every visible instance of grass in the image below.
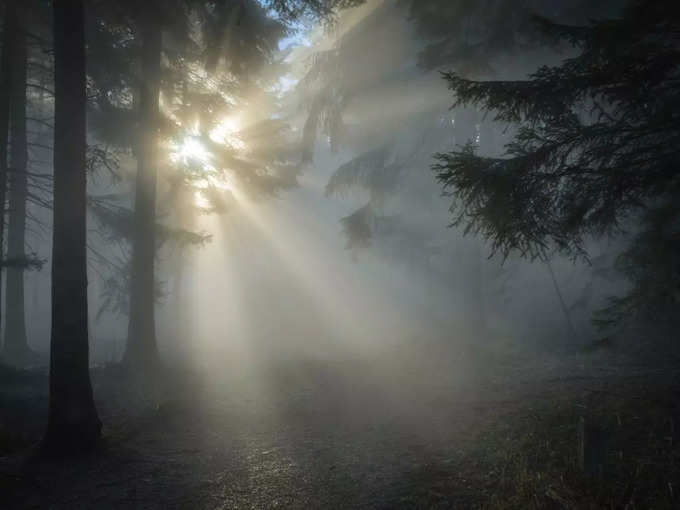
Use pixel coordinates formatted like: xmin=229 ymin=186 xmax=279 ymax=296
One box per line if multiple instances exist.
xmin=460 ymin=377 xmax=679 ymax=509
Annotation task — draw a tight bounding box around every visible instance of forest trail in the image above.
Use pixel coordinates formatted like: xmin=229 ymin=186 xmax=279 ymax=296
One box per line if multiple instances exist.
xmin=1 ymin=350 xmax=652 ymax=509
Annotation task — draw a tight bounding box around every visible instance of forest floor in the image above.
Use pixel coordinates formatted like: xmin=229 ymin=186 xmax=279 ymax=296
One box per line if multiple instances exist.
xmin=1 ymin=342 xmax=679 ymax=509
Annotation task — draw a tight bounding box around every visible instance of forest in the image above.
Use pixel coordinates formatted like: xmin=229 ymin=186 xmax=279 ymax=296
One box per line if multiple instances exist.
xmin=0 ymin=0 xmax=678 ymax=508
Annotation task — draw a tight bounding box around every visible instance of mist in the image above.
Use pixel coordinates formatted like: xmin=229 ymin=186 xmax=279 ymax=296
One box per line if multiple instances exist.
xmin=2 ymin=1 xmax=679 ymax=508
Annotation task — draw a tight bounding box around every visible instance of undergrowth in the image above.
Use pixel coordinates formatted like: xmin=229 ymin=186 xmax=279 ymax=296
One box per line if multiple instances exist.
xmin=464 ymin=379 xmax=679 ymax=509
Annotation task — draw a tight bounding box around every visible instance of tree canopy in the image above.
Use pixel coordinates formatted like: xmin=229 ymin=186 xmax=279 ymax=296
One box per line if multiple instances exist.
xmin=433 ymin=0 xmax=679 ymax=320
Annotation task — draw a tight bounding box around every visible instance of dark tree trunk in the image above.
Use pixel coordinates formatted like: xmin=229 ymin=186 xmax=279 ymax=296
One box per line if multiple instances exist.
xmin=0 ymin=2 xmax=14 ymax=354
xmin=124 ymin=19 xmax=161 ymax=369
xmin=3 ymin=7 xmax=30 ymax=362
xmin=42 ymin=0 xmax=101 ymax=455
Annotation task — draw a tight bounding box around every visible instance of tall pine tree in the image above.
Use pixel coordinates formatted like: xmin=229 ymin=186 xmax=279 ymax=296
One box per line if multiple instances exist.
xmin=43 ymin=0 xmax=101 ymax=455
xmin=433 ymin=0 xmax=680 ymax=323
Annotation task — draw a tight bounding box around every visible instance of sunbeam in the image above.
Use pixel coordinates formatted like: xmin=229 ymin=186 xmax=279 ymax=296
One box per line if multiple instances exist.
xmin=7 ymin=1 xmax=674 ymax=508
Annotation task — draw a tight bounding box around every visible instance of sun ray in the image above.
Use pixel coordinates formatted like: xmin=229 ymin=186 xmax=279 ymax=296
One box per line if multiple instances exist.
xmin=209 ymin=116 xmax=246 ymax=149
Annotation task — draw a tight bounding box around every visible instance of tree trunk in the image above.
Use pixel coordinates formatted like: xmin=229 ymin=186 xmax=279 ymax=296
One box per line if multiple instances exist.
xmin=170 ymin=186 xmax=196 ymax=360
xmin=3 ymin=6 xmax=30 ymax=362
xmin=43 ymin=0 xmax=101 ymax=455
xmin=541 ymin=253 xmax=579 ymax=345
xmin=0 ymin=2 xmax=14 ymax=355
xmin=470 ymin=240 xmax=487 ymax=336
xmin=124 ymin=19 xmax=161 ymax=369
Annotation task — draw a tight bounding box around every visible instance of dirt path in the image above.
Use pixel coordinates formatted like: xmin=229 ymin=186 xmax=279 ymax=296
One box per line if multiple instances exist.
xmin=2 ymin=352 xmax=649 ymax=509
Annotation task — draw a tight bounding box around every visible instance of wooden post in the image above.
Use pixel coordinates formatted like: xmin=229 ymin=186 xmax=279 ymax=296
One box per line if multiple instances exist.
xmin=577 ymin=415 xmax=608 ymax=479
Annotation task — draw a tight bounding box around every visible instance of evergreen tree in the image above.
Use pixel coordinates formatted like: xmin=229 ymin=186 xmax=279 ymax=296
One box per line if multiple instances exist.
xmin=403 ymin=0 xmax=620 ymax=73
xmin=0 ymin=1 xmax=13 ymax=355
xmin=43 ymin=0 xmax=101 ymax=455
xmin=293 ymin=0 xmax=629 ymax=338
xmin=124 ymin=4 xmax=164 ymax=369
xmin=0 ymin=0 xmax=49 ymax=364
xmin=4 ymin=1 xmax=30 ymax=361
xmin=433 ymin=0 xmax=680 ymax=323
xmin=84 ymin=0 xmax=361 ymax=369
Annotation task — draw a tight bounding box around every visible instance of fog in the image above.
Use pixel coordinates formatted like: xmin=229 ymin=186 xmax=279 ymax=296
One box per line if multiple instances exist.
xmin=3 ymin=1 xmax=677 ymax=507
xmin=16 ymin=1 xmax=626 ymax=372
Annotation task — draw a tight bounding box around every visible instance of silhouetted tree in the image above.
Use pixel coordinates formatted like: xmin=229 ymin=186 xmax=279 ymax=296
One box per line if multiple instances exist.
xmin=433 ymin=0 xmax=680 ymax=323
xmin=93 ymin=0 xmax=364 ymax=368
xmin=0 ymin=2 xmax=59 ymax=365
xmin=3 ymin=2 xmax=31 ymax=362
xmin=123 ymin=6 xmax=163 ymax=369
xmin=0 ymin=1 xmax=13 ymax=354
xmin=43 ymin=0 xmax=101 ymax=454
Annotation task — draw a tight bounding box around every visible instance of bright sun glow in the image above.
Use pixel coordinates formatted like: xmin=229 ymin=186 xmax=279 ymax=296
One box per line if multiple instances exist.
xmin=209 ymin=116 xmax=246 ymax=149
xmin=172 ymin=136 xmax=211 ymax=165
xmin=169 ymin=116 xmax=248 ymax=208
xmin=169 ymin=136 xmax=234 ymax=208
